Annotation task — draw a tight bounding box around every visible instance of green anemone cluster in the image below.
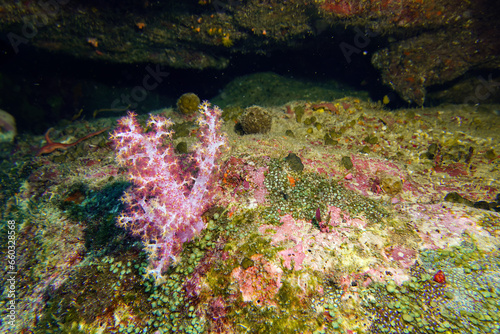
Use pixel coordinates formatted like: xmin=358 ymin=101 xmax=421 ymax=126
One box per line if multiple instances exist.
xmin=419 ymin=244 xmax=500 ymax=333
xmin=364 ymin=263 xmax=452 ymax=334
xmin=136 ymin=227 xmax=217 ymax=333
xmin=131 ymin=213 xmax=244 ymax=334
xmin=310 ymin=283 xmax=345 ymax=330
xmin=140 ymin=273 xmax=204 ymax=334
xmin=364 ymin=245 xmax=500 ymax=334
xmin=34 ymin=251 xmax=150 ymax=333
xmin=261 ymin=159 xmax=386 ymax=225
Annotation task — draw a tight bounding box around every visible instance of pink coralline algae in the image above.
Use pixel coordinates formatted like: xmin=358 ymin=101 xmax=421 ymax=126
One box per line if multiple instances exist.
xmin=110 ymin=102 xmax=226 ymax=281
xmin=326 ymin=205 xmax=367 ymax=229
xmin=259 ymin=211 xmax=368 ymax=271
xmin=231 ymin=254 xmax=283 ymax=307
xmin=383 ymin=245 xmax=416 ymax=269
xmin=344 ymin=155 xmax=408 ymax=197
xmin=259 ymin=211 xmax=417 ymax=287
xmin=403 ymin=203 xmax=494 ymax=250
xmin=220 ymin=157 xmax=269 ymax=207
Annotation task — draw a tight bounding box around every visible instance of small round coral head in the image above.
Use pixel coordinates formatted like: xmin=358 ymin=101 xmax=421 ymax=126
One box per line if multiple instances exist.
xmin=432 ymin=270 xmax=446 ymax=284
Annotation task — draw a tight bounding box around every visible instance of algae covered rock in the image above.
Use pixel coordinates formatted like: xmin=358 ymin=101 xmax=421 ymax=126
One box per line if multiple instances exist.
xmin=239 ymin=105 xmax=272 ymax=134
xmin=284 ymin=153 xmax=304 ymax=172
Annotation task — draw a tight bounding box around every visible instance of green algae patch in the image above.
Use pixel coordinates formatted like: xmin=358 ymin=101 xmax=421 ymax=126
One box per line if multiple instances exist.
xmin=236 ymin=232 xmax=277 ymax=258
xmin=232 ymin=299 xmax=322 ymax=334
xmin=35 ymin=251 xmax=151 ymax=333
xmin=262 ymin=158 xmax=387 ymax=226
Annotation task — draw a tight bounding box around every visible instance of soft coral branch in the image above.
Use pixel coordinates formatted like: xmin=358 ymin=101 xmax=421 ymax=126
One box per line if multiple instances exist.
xmin=111 ymin=102 xmax=227 ymax=282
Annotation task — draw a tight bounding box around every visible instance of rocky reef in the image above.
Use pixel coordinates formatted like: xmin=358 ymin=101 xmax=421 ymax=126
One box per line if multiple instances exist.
xmin=1 ymin=89 xmax=499 ymax=333
xmin=1 ymin=0 xmax=499 ymax=104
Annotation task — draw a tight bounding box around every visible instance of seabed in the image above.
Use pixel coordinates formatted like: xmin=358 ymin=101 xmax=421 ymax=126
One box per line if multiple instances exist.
xmin=1 ymin=97 xmax=499 ymax=333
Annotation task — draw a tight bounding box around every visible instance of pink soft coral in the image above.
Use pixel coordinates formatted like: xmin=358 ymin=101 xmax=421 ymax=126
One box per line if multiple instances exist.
xmin=111 ymin=102 xmax=226 ymax=281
